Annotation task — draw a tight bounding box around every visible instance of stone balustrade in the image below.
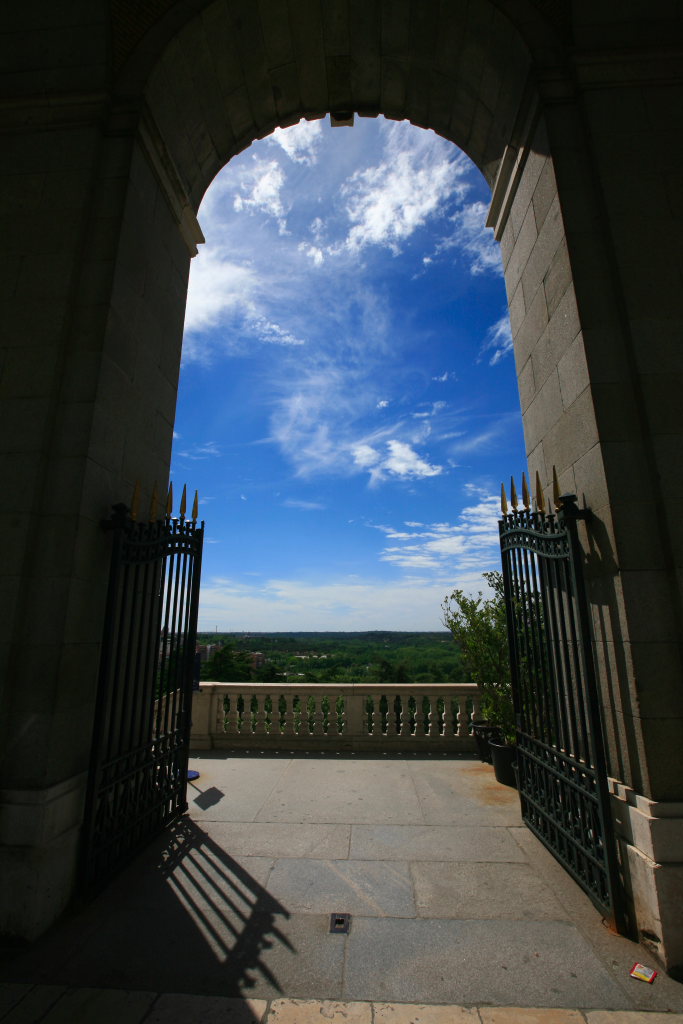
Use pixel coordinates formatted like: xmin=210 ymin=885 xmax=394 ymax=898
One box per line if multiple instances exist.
xmin=190 ymin=682 xmax=480 ymax=752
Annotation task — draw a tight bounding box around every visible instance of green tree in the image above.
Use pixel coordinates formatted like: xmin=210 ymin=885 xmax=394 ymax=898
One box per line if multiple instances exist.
xmin=441 ymin=571 xmax=515 ymax=742
xmin=203 ymin=643 xmax=251 ymax=681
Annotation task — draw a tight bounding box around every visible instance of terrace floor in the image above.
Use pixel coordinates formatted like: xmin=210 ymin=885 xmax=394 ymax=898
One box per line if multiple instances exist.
xmin=2 ymin=752 xmax=683 ymax=1023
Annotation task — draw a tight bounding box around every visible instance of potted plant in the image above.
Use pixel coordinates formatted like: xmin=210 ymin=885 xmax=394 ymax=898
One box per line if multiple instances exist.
xmin=442 ymin=571 xmax=517 ymax=786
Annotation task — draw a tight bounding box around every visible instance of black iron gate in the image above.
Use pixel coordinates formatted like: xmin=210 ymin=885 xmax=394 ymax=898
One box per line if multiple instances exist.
xmin=499 ymin=473 xmax=626 ymax=932
xmin=81 ymin=487 xmax=204 ymax=894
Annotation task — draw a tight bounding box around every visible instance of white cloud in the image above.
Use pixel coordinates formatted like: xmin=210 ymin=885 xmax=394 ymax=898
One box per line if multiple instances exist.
xmin=176 ymin=441 xmax=221 ymax=460
xmin=358 ymin=439 xmax=443 ymax=486
xmin=436 ymin=200 xmax=502 ymax=276
xmin=432 ymin=371 xmax=453 ymax=382
xmin=233 ymin=159 xmax=287 ymax=230
xmin=377 ymin=399 xmax=389 ymax=409
xmin=481 ymin=315 xmax=514 ymax=365
xmin=376 ymin=486 xmax=501 ymax=574
xmin=268 ymin=119 xmax=323 ymax=165
xmin=198 ymin=574 xmax=478 ymax=632
xmin=298 ymin=242 xmax=325 ymax=266
xmin=197 ymin=489 xmax=502 ymax=630
xmin=282 ymin=499 xmax=326 ymax=510
xmin=338 ymin=122 xmax=470 ymax=255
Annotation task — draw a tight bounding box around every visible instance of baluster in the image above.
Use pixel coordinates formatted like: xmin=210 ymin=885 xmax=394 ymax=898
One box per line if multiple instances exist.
xmin=385 ymin=694 xmax=397 ymax=737
xmin=425 ymin=695 xmax=436 ymax=737
xmin=283 ymin=694 xmax=296 ymax=736
xmin=225 ymin=694 xmax=240 ymax=735
xmin=456 ymin=695 xmax=469 ymax=738
xmin=313 ymin=696 xmax=325 ymax=735
xmin=327 ymin=694 xmax=340 ymax=736
xmin=442 ymin=696 xmax=454 ymax=738
xmin=397 ymin=696 xmax=409 ymax=737
xmin=414 ymin=695 xmax=426 ymax=737
xmin=471 ymin=694 xmax=482 ymax=731
xmin=254 ymin=694 xmax=268 ymax=735
xmin=372 ymin=696 xmax=382 ymax=737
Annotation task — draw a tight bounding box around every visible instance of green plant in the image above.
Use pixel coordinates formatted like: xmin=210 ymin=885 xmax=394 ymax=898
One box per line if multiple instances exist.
xmin=441 ymin=571 xmax=515 ymax=743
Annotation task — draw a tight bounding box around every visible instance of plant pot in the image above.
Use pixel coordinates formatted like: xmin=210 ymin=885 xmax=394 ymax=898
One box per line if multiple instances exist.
xmin=489 ymin=740 xmax=517 ymax=788
xmin=471 ymin=721 xmax=503 ymax=764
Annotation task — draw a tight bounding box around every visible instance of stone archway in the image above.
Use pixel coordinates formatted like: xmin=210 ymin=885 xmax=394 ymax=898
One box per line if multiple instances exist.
xmin=1 ymin=0 xmax=681 ymax=974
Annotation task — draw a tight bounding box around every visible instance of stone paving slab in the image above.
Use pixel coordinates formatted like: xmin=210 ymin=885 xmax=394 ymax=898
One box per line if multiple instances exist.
xmin=268 ymin=999 xmax=372 ymax=1023
xmin=478 ymin=1010 xmax=587 ymax=1023
xmin=407 ymin=761 xmax=521 ymax=826
xmin=5 ymin=991 xmax=683 ymax=1024
xmin=266 ymin=858 xmax=415 ymax=916
xmin=0 ymin=986 xmax=66 ymax=1024
xmin=30 ymin=988 xmax=155 ymax=1024
xmin=203 ymin=822 xmax=351 ymax=859
xmin=411 ymin=861 xmax=568 ymax=920
xmin=342 ymin=918 xmax=627 ymax=1008
xmin=144 ymin=993 xmax=267 ymax=1023
xmin=253 ymin=760 xmax=425 ymax=825
xmin=188 ymin=756 xmax=292 ymax=822
xmin=350 ymin=824 xmax=526 ymax=862
xmin=0 ymin=986 xmax=32 ymax=1019
xmin=373 ymin=1003 xmax=480 ymax=1022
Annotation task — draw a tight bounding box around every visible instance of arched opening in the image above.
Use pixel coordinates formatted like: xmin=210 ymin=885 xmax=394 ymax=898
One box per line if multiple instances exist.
xmin=173 ymin=116 xmax=526 ymax=632
xmin=2 ymin=1 xmax=682 ymax=975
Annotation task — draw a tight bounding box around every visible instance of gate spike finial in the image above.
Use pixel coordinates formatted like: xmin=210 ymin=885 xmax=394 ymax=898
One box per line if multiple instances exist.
xmin=510 ymin=475 xmax=519 ymax=510
xmin=180 ymin=483 xmax=187 ymax=518
xmin=552 ymin=466 xmax=561 ymax=510
xmin=166 ymin=482 xmax=173 ymax=517
xmin=501 ymin=482 xmax=508 ymax=515
xmin=150 ymin=481 xmax=159 ymax=521
xmin=131 ymin=479 xmax=141 ymax=521
xmin=522 ymin=471 xmax=530 ymax=510
xmin=535 ymin=471 xmax=546 ymax=514
xmin=192 ymin=490 xmax=199 ymax=522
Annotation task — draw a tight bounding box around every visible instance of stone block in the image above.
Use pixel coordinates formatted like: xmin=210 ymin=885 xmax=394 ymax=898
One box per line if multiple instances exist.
xmin=507 ymin=281 xmax=526 ymax=337
xmin=521 ymin=370 xmax=563 ymax=454
xmin=542 ymin=386 xmax=600 ymax=478
xmin=517 ymin=355 xmax=535 ymax=414
xmin=480 ymin=1011 xmax=585 ymax=1024
xmin=412 ymin=860 xmax=567 ymax=919
xmin=515 ymin=281 xmax=550 ymax=369
xmin=505 ymin=203 xmax=539 ymax=296
xmin=588 ymin=1015 xmax=683 ymax=1024
xmin=374 ymin=1005 xmax=479 ymax=1024
xmin=146 ymin=993 xmax=266 ymax=1023
xmin=522 ymin=195 xmax=564 ymax=309
xmin=30 ymin=987 xmax=157 ymax=1024
xmin=0 ymin=987 xmax=67 ymax=1024
xmin=266 ymin=858 xmax=415 ymax=917
xmin=542 ymin=237 xmax=572 ymax=319
xmin=269 ymin=1002 xmax=371 ymax=1024
xmin=350 ymin=824 xmax=525 ymax=863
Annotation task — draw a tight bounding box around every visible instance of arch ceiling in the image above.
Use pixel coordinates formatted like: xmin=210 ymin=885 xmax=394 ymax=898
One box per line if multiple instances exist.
xmin=112 ymin=0 xmax=567 ymax=209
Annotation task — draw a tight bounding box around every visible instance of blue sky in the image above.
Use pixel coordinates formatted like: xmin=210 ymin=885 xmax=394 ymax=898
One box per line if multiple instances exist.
xmin=171 ymin=117 xmax=526 ymax=631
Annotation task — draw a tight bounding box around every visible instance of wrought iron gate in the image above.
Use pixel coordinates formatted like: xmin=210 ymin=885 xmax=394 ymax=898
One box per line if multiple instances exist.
xmin=499 ymin=474 xmax=626 ymax=931
xmin=81 ymin=487 xmax=204 ymax=894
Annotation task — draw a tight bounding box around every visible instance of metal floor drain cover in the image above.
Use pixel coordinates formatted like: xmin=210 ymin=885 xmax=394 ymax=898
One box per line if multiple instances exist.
xmin=330 ymin=913 xmax=351 ymax=934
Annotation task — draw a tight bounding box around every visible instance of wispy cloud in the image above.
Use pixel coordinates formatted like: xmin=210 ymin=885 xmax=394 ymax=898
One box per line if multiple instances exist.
xmin=481 ymin=315 xmax=513 ymax=365
xmin=233 ymin=158 xmax=288 ymax=231
xmin=337 ymin=122 xmax=470 ymax=256
xmin=436 ymin=200 xmax=502 ymax=276
xmin=198 ymin=571 xmax=490 ymax=632
xmin=352 ymin=439 xmax=443 ymax=486
xmin=282 ymin=498 xmax=326 ymax=510
xmin=176 ymin=441 xmax=221 ymax=460
xmin=374 ymin=485 xmax=500 ymax=573
xmin=268 ymin=119 xmax=323 ymax=164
